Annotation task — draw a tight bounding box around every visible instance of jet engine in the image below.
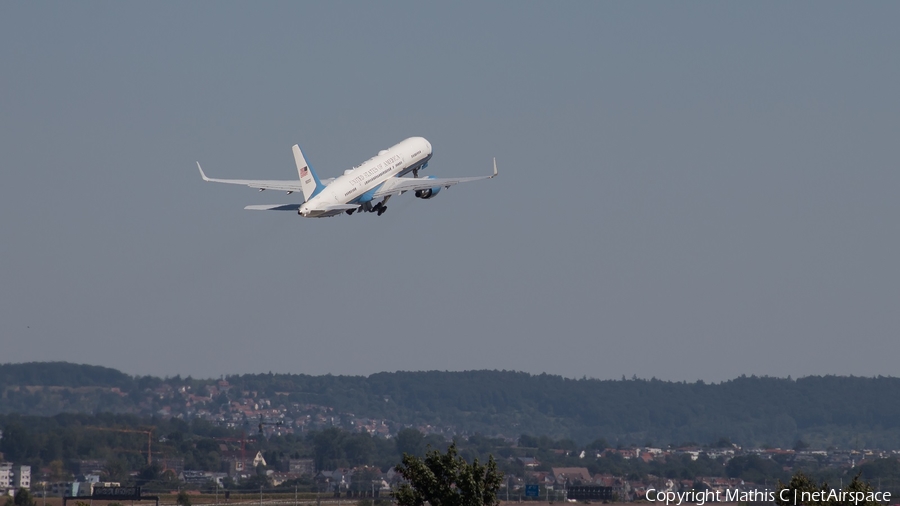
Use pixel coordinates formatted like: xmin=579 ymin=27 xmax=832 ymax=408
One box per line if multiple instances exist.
xmin=415 ymin=175 xmax=441 ymax=199
xmin=415 ymin=186 xmax=441 ymax=199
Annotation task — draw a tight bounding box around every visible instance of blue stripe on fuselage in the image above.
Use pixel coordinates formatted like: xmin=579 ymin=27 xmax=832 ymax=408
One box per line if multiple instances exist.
xmin=352 ymin=182 xmax=385 ymax=203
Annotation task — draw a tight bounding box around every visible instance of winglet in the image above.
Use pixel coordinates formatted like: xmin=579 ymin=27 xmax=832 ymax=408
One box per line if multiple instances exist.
xmin=491 ymin=157 xmax=498 ymax=178
xmin=196 ymin=162 xmax=211 ymax=182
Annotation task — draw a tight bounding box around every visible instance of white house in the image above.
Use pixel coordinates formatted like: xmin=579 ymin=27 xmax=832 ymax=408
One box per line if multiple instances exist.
xmin=0 ymin=464 xmax=11 ymax=489
xmin=14 ymin=466 xmax=31 ymax=489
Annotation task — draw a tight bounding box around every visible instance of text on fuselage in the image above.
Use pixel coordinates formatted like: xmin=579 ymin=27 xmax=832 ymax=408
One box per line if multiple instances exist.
xmin=350 ymin=154 xmax=402 ymax=187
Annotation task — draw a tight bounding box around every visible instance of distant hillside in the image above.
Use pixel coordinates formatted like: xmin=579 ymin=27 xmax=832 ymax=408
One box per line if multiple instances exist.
xmin=2 ymin=362 xmax=899 ymax=448
xmin=0 ymin=361 xmax=134 ymax=389
xmin=0 ymin=362 xmax=142 ymax=416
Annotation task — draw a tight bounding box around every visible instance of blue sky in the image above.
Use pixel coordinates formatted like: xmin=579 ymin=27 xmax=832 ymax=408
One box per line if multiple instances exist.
xmin=1 ymin=2 xmax=898 ymax=381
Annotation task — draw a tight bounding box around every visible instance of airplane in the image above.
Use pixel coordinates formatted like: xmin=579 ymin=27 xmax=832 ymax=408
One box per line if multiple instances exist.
xmin=196 ymin=137 xmax=497 ymax=217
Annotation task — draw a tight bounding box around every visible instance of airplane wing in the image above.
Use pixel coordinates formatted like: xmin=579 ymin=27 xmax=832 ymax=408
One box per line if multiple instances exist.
xmin=370 ymin=158 xmax=498 ymax=199
xmin=196 ymin=163 xmax=333 ymax=193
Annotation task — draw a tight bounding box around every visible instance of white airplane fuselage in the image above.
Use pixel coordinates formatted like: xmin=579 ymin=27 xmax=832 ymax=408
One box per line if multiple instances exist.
xmin=299 ymin=137 xmax=432 ymax=217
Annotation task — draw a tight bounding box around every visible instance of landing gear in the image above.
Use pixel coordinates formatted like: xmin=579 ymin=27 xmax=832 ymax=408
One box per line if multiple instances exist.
xmin=371 ymin=195 xmax=392 ymax=216
xmin=413 ymin=168 xmax=419 ymax=178
xmin=346 ymin=209 xmax=355 ymax=215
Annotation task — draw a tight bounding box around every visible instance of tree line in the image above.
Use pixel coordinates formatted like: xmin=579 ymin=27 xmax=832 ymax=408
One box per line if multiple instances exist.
xmin=3 ymin=363 xmax=900 ymax=448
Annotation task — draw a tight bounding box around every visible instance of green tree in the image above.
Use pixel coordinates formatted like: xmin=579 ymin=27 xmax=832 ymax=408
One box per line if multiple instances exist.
xmin=393 ymin=442 xmax=503 ymax=506
xmin=137 ymin=463 xmax=163 ymax=485
xmin=587 ymin=438 xmax=609 ymax=451
xmin=313 ymin=427 xmax=346 ymax=470
xmin=710 ymin=437 xmax=732 ymax=448
xmin=350 ymin=466 xmax=383 ymax=493
xmin=242 ymin=474 xmax=270 ymax=490
xmin=777 ymin=471 xmax=836 ymax=506
xmin=104 ymin=458 xmax=129 ymax=482
xmin=0 ymin=422 xmax=34 ymax=461
xmin=842 ymin=475 xmax=883 ymax=506
xmin=48 ymin=460 xmax=69 ymax=482
xmin=13 ymin=489 xmax=36 ymax=506
xmin=345 ymin=433 xmax=376 ymax=465
xmin=397 ymin=429 xmax=426 ymax=457
xmin=776 ymin=471 xmax=882 ymax=506
xmin=176 ymin=491 xmax=191 ymax=506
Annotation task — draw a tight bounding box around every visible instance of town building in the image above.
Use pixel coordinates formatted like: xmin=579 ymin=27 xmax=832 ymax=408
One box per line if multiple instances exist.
xmin=288 ymin=459 xmax=315 ymax=475
xmin=0 ymin=463 xmax=11 ymax=489
xmin=13 ymin=465 xmax=30 ymax=489
xmin=0 ymin=464 xmax=29 ymax=492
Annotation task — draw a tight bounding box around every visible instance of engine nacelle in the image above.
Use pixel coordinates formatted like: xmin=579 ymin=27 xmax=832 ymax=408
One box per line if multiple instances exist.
xmin=415 ymin=186 xmax=441 ymax=199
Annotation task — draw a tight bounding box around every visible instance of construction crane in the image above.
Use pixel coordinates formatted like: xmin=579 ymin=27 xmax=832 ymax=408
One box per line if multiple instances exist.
xmin=87 ymin=426 xmax=155 ymax=465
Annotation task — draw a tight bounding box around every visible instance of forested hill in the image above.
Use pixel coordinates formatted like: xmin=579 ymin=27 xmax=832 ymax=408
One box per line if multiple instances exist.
xmin=0 ymin=362 xmax=133 ymax=388
xmin=2 ymin=362 xmax=900 ymax=448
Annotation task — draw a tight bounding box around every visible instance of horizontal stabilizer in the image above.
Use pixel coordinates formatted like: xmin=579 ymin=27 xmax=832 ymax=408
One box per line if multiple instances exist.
xmin=244 ymin=204 xmax=303 ymax=211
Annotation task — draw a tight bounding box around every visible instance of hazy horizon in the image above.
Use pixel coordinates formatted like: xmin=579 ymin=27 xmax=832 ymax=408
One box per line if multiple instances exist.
xmin=0 ymin=360 xmax=892 ymax=384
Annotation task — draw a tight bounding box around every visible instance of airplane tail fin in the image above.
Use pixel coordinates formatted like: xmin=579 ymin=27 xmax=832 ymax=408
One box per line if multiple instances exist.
xmin=293 ymin=144 xmax=323 ymax=202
